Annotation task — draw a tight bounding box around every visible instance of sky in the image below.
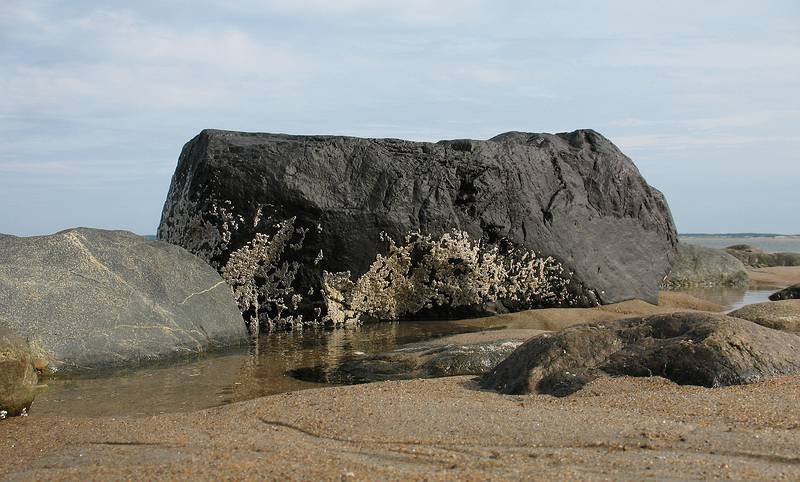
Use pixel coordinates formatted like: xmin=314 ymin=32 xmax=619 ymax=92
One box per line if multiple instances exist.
xmin=1 ymin=0 xmax=798 ymax=236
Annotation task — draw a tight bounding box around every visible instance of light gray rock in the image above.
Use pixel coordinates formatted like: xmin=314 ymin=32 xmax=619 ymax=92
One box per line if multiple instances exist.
xmin=481 ymin=312 xmax=800 ymax=396
xmin=158 ymin=129 xmax=678 ymax=324
xmin=662 ymin=243 xmax=749 ymax=289
xmin=0 ymin=228 xmax=248 ymax=374
xmin=0 ymin=327 xmax=38 ymax=417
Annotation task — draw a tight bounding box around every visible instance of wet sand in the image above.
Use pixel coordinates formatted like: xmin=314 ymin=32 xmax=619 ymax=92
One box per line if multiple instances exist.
xmin=747 ymin=266 xmax=800 ymax=289
xmin=455 ymin=291 xmax=726 ymax=331
xmin=2 ymin=375 xmax=799 ymax=480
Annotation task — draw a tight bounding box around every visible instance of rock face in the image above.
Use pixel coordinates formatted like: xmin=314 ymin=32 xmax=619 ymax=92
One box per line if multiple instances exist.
xmin=0 ymin=228 xmax=248 ymax=373
xmin=725 ymin=245 xmax=800 ymax=268
xmin=0 ymin=327 xmax=38 ymax=418
xmin=730 ymin=300 xmax=800 ymax=333
xmin=770 ymin=284 xmax=800 ymax=301
xmin=480 ymin=312 xmax=800 ymax=396
xmin=662 ymin=244 xmax=749 ymax=289
xmin=158 ymin=129 xmax=678 ymax=326
xmin=292 ymin=330 xmax=541 ymax=384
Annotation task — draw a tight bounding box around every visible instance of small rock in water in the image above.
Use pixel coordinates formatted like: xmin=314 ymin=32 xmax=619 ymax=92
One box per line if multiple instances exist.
xmin=292 ymin=331 xmax=542 ymax=384
xmin=769 ymin=284 xmax=800 ymax=301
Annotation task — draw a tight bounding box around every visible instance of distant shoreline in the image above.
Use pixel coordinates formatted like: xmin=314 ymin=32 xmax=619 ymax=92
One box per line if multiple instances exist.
xmin=680 ymin=233 xmax=800 ymax=239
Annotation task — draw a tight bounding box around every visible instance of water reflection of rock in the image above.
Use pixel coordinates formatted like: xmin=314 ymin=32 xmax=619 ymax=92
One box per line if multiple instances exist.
xmin=33 ymin=321 xmax=475 ymax=417
xmin=34 ymin=350 xmax=281 ymax=417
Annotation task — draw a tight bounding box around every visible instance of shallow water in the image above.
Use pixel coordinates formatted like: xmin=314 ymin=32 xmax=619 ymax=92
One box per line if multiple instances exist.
xmin=31 ymin=286 xmax=778 ymax=418
xmin=33 ymin=320 xmax=475 ymax=418
xmin=676 ymin=286 xmax=775 ymax=312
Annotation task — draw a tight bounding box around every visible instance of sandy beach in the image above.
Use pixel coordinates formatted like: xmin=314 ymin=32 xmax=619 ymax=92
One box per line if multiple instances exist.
xmin=2 ymin=375 xmax=799 ymax=480
xmin=3 ymin=272 xmax=800 ymax=480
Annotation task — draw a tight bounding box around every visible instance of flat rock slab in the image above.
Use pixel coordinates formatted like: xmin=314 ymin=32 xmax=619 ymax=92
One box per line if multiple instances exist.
xmin=158 ymin=129 xmax=677 ymax=319
xmin=769 ymin=284 xmax=800 ymax=301
xmin=662 ymin=243 xmax=748 ymax=289
xmin=0 ymin=327 xmax=38 ymax=417
xmin=481 ymin=312 xmax=800 ymax=396
xmin=730 ymin=300 xmax=800 ymax=333
xmin=293 ymin=329 xmax=544 ymax=383
xmin=0 ymin=228 xmax=248 ymax=373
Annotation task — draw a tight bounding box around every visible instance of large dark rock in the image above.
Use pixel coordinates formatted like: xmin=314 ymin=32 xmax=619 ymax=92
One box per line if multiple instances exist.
xmin=158 ymin=129 xmax=677 ymax=324
xmin=730 ymin=300 xmax=800 ymax=333
xmin=0 ymin=327 xmax=38 ymax=418
xmin=0 ymin=228 xmax=248 ymax=374
xmin=770 ymin=284 xmax=800 ymax=301
xmin=662 ymin=243 xmax=749 ymax=289
xmin=725 ymin=245 xmax=800 ymax=268
xmin=480 ymin=312 xmax=800 ymax=396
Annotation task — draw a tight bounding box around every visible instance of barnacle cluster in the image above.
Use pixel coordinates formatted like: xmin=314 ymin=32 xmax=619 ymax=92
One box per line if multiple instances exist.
xmin=221 ymin=218 xmax=304 ymax=335
xmin=160 ymin=189 xmax=308 ymax=334
xmin=322 ymin=230 xmax=573 ymax=325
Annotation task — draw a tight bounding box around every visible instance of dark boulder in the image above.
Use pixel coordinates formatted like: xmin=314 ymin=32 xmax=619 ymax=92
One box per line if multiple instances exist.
xmin=769 ymin=284 xmax=800 ymax=301
xmin=725 ymin=245 xmax=800 ymax=268
xmin=0 ymin=327 xmax=38 ymax=418
xmin=662 ymin=243 xmax=749 ymax=289
xmin=0 ymin=228 xmax=248 ymax=374
xmin=480 ymin=312 xmax=800 ymax=396
xmin=730 ymin=300 xmax=800 ymax=333
xmin=158 ymin=129 xmax=677 ymax=327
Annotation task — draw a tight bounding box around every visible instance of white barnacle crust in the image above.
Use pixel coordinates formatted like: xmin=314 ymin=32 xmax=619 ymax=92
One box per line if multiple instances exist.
xmin=221 ymin=217 xmax=302 ymax=334
xmin=321 ymin=229 xmax=574 ymax=324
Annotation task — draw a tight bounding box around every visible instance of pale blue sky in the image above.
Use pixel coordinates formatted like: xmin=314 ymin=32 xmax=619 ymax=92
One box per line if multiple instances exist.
xmin=1 ymin=0 xmax=798 ymax=235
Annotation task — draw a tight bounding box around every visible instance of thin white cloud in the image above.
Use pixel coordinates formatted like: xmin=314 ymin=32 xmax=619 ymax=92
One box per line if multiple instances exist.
xmin=219 ymin=0 xmax=488 ymax=25
xmin=611 ymin=111 xmax=800 ymax=131
xmin=0 ymin=5 xmax=312 ymax=117
xmin=615 ymin=134 xmax=800 ymax=151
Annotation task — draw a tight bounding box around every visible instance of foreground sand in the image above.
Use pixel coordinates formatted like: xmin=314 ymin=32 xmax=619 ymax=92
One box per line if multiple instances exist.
xmin=3 ymin=288 xmax=799 ymax=480
xmin=2 ymin=375 xmax=799 ymax=480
